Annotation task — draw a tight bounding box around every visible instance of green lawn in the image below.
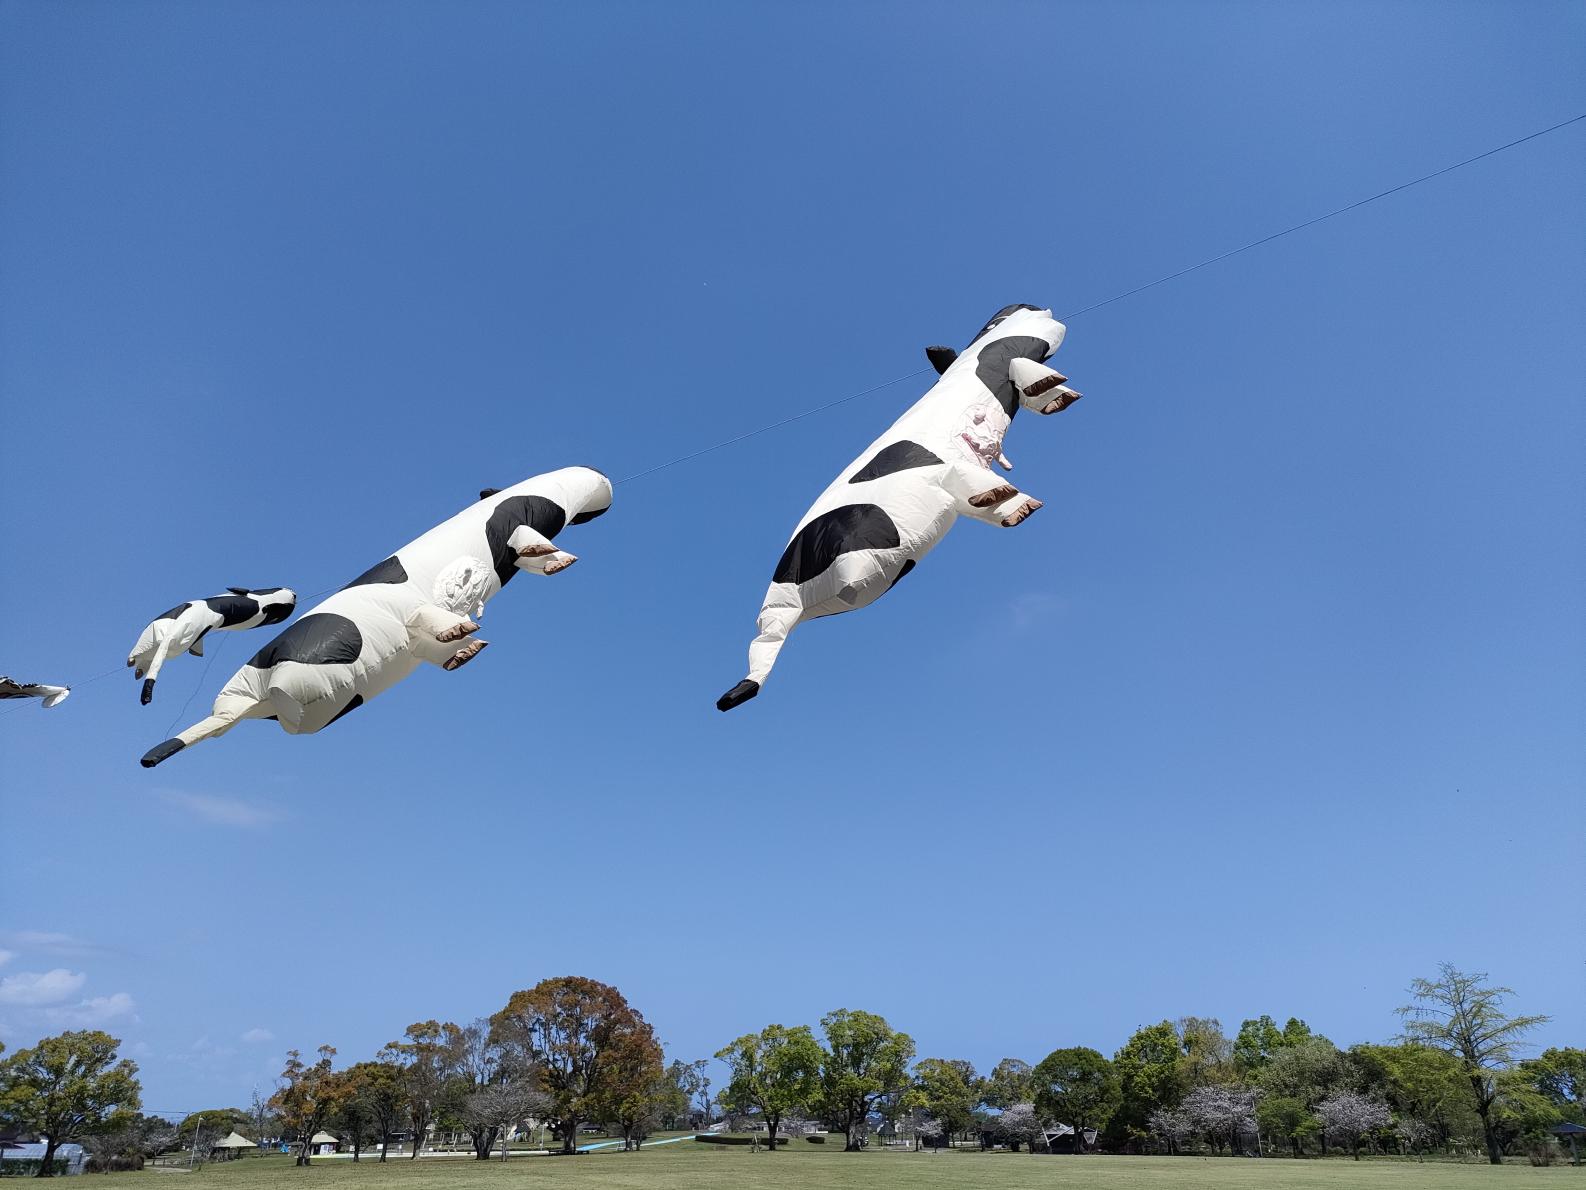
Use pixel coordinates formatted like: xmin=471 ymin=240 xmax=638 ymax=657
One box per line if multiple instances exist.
xmin=71 ymin=1146 xmax=1584 ymax=1190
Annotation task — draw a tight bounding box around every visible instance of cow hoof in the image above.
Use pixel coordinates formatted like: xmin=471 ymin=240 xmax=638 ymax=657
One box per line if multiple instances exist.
xmin=544 ymin=554 xmax=578 ymax=575
xmin=970 ymin=484 xmax=1019 ymax=508
xmin=717 ymin=679 xmax=760 ymax=711
xmin=517 ymin=543 xmax=556 ymax=558
xmin=444 ymin=639 xmax=489 ymax=671
xmin=140 ymin=679 xmax=156 ymax=706
xmin=435 ymin=620 xmax=480 ymax=643
xmin=1040 ymin=389 xmax=1082 ymax=414
xmin=1021 ymin=371 xmax=1069 ymax=398
xmin=140 ymin=738 xmax=185 ymax=768
xmin=1001 ymin=499 xmax=1044 ymax=527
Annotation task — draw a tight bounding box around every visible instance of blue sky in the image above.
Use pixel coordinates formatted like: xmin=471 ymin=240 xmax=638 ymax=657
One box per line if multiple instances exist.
xmin=1 ymin=1 xmax=1581 ymax=1113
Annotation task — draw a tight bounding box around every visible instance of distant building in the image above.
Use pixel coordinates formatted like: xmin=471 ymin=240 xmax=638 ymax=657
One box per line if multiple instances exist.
xmin=0 ymin=1142 xmax=88 ymax=1175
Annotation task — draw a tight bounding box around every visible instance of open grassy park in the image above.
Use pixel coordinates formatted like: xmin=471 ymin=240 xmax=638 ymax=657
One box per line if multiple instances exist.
xmin=78 ymin=1147 xmax=1585 ymax=1190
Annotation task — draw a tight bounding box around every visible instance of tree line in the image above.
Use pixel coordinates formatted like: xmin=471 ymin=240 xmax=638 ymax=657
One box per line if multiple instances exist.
xmin=0 ymin=964 xmax=1579 ymax=1176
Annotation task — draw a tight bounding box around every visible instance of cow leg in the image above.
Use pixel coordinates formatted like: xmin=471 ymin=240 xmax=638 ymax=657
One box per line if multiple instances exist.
xmin=140 ymin=693 xmax=269 ymax=768
xmin=943 ymin=462 xmax=1043 ymax=527
xmin=407 ymin=604 xmax=489 ymax=668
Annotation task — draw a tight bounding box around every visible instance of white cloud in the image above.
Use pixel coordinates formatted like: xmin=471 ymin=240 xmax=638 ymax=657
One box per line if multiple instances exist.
xmin=45 ymin=992 xmax=138 ymax=1027
xmin=0 ymin=968 xmax=87 ymax=1006
xmin=240 ymin=1027 xmax=274 ymax=1044
xmin=0 ymin=932 xmax=109 ymax=958
xmin=0 ymin=949 xmax=13 ymax=968
xmin=156 ymin=790 xmax=282 ymax=829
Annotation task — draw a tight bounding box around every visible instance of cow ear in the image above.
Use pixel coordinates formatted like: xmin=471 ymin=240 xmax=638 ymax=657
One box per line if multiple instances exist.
xmin=925 ymin=346 xmax=958 ymax=375
xmin=227 ymin=587 xmax=251 ymax=595
xmin=479 ymin=488 xmax=502 ymax=500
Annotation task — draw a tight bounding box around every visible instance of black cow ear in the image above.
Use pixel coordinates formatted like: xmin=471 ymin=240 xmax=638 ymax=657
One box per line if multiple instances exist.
xmin=227 ymin=587 xmax=251 ymax=595
xmin=479 ymin=488 xmax=502 ymax=500
xmin=926 ymin=346 xmax=958 ymax=375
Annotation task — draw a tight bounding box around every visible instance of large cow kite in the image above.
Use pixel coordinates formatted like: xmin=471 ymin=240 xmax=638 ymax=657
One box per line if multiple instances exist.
xmin=140 ymin=467 xmax=612 ymax=767
xmin=717 ymin=304 xmax=1081 ymax=711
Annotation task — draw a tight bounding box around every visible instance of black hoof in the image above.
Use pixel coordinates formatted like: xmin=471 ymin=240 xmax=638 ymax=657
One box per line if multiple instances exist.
xmin=716 ymin=679 xmax=760 ymax=712
xmin=140 ymin=738 xmax=185 ymax=768
xmin=140 ymin=679 xmax=156 ymax=705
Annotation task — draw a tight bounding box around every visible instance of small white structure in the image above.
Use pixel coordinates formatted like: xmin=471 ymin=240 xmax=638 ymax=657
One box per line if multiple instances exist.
xmin=212 ymin=1132 xmax=257 ymax=1160
xmin=309 ymin=1131 xmax=340 ymax=1156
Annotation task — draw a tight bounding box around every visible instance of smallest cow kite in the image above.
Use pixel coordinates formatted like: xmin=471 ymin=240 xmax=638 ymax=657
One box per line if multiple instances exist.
xmin=0 ymin=676 xmax=70 ymax=708
xmin=128 ymin=588 xmax=298 ymax=704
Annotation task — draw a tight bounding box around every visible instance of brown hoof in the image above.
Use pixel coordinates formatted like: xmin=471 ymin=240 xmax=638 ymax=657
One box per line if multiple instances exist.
xmin=517 ymin=543 xmax=556 ymax=558
xmin=435 ymin=620 xmax=480 ymax=643
xmin=1040 ymin=388 xmax=1082 ymax=414
xmin=544 ymin=554 xmax=578 ymax=574
xmin=970 ymin=484 xmax=1019 ymax=508
xmin=1001 ymin=499 xmax=1043 ymax=527
xmin=1022 ymin=371 xmax=1069 ymax=397
xmin=443 ymin=639 xmax=489 ymax=671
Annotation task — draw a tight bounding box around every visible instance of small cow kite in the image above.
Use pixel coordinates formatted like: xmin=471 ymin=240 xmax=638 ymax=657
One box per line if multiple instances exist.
xmin=128 ymin=588 xmax=298 ymax=704
xmin=717 ymin=304 xmax=1081 ymax=711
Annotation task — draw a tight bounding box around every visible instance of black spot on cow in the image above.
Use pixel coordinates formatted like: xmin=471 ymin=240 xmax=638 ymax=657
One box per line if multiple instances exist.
xmin=246 ymin=613 xmax=363 ymax=669
xmin=887 ymin=558 xmax=917 ymax=590
xmin=261 ymin=601 xmax=293 ymax=625
xmin=975 ymin=335 xmax=1053 ymax=418
xmin=570 ymin=504 xmax=608 ymax=525
xmin=344 ymin=555 xmax=409 ymax=588
xmin=773 ymin=504 xmax=901 ymax=585
xmin=325 ymin=694 xmax=364 ymax=727
xmin=154 ymin=603 xmax=189 ymax=623
xmin=140 ymin=737 xmax=185 ymax=768
xmin=925 ymin=345 xmax=958 ymax=375
xmin=971 ymin=303 xmax=1040 ymax=343
xmin=849 ymin=441 xmax=944 ymax=484
xmin=203 ymin=594 xmax=262 ymax=627
xmin=479 ymin=488 xmax=502 ymax=500
xmin=485 ymin=495 xmax=567 ymax=586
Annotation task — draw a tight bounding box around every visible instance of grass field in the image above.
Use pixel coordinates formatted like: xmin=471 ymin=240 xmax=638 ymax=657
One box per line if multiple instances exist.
xmin=71 ymin=1146 xmax=1585 ymax=1190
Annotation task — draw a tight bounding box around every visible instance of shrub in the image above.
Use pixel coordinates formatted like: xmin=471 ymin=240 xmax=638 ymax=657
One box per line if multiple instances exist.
xmin=692 ymin=1134 xmax=791 ymax=1146
xmin=1526 ymin=1142 xmax=1559 ymax=1167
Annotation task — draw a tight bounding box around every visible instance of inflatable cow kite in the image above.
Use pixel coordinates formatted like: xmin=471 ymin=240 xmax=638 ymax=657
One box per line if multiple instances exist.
xmin=139 ymin=466 xmax=612 ymax=768
xmin=717 ymin=303 xmax=1081 ymax=711
xmin=128 ymin=588 xmax=297 ymax=704
xmin=0 ymin=676 xmax=71 ymax=708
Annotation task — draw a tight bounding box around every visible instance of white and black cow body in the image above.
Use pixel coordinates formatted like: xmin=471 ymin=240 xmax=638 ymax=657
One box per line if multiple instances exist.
xmin=0 ymin=676 xmax=71 ymax=708
xmin=140 ymin=466 xmax=612 ymax=767
xmin=717 ymin=304 xmax=1081 ymax=711
xmin=128 ymin=588 xmax=298 ymax=704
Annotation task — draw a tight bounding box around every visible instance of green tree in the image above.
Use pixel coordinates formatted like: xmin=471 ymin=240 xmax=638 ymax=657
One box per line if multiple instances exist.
xmin=0 ymin=1031 xmax=141 ymax=1178
xmin=1398 ymin=963 xmax=1550 ymax=1164
xmin=1255 ymin=1095 xmax=1315 ymax=1157
xmin=489 ymin=976 xmax=660 ymax=1154
xmin=905 ymin=1059 xmax=979 ymax=1148
xmin=1031 ymin=1047 xmax=1119 ymax=1153
xmin=1109 ymin=1021 xmax=1183 ymax=1147
xmin=814 ymin=1009 xmax=915 ymax=1151
xmin=1351 ymin=1042 xmax=1476 ymax=1152
xmin=1176 ymin=1017 xmax=1233 ymax=1088
xmin=1526 ymin=1047 xmax=1585 ymax=1122
xmin=982 ymin=1058 xmax=1034 ymax=1110
xmin=1233 ymin=1016 xmax=1285 ymax=1074
xmin=714 ymin=1025 xmax=821 ymax=1152
xmin=338 ymin=1061 xmax=407 ymax=1162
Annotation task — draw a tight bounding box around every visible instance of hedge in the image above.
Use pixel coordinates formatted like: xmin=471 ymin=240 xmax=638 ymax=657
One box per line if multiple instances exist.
xmin=692 ymin=1134 xmax=792 ymax=1146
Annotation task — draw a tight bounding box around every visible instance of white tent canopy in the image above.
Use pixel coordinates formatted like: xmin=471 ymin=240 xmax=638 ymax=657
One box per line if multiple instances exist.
xmin=212 ymin=1133 xmax=256 ymax=1150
